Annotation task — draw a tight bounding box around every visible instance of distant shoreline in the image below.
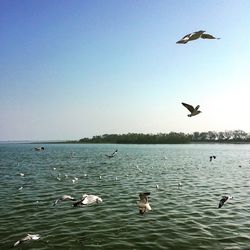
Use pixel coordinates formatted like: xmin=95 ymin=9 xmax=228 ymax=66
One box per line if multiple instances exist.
xmin=27 ymin=141 xmax=250 ymax=145
xmin=2 ymin=130 xmax=250 ymax=145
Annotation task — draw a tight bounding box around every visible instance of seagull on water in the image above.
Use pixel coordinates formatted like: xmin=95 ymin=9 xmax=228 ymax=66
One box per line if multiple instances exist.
xmin=218 ymin=196 xmax=233 ymax=208
xmin=137 ymin=192 xmax=151 ymax=215
xmin=13 ymin=234 xmax=40 ymax=247
xmin=73 ymin=194 xmax=103 ymax=207
xmin=176 ymin=30 xmax=220 ymax=44
xmin=182 ymin=103 xmax=202 ymax=117
xmin=210 ymin=155 xmax=216 ymax=162
xmin=53 ymin=195 xmax=77 ymax=206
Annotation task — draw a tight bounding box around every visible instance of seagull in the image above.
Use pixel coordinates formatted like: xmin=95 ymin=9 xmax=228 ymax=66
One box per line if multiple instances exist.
xmin=18 ymin=186 xmax=23 ymax=191
xmin=137 ymin=192 xmax=151 ymax=215
xmin=53 ymin=195 xmax=77 ymax=206
xmin=176 ymin=30 xmax=220 ymax=44
xmin=13 ymin=234 xmax=40 ymax=247
xmin=210 ymin=155 xmax=216 ymax=162
xmin=73 ymin=194 xmax=103 ymax=207
xmin=182 ymin=102 xmax=202 ymax=117
xmin=19 ymin=173 xmax=24 ymax=177
xmin=218 ymin=196 xmax=233 ymax=208
xmin=34 ymin=147 xmax=45 ymax=151
xmin=105 ymin=149 xmax=118 ymax=158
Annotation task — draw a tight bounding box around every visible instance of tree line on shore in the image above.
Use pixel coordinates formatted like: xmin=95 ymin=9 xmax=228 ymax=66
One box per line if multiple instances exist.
xmin=77 ymin=130 xmax=250 ymax=144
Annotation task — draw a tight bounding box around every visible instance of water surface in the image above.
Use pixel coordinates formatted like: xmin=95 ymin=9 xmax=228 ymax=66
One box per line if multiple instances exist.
xmin=0 ymin=143 xmax=250 ymax=250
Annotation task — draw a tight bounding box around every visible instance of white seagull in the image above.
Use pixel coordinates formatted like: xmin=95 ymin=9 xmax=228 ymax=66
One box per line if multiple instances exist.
xmin=53 ymin=195 xmax=76 ymax=206
xmin=218 ymin=196 xmax=233 ymax=208
xmin=137 ymin=192 xmax=151 ymax=215
xmin=13 ymin=234 xmax=40 ymax=247
xmin=182 ymin=102 xmax=202 ymax=117
xmin=73 ymin=194 xmax=103 ymax=207
xmin=176 ymin=30 xmax=220 ymax=44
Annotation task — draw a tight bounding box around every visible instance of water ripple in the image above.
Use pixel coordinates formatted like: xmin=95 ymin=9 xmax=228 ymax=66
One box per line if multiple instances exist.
xmin=1 ymin=143 xmax=250 ymax=249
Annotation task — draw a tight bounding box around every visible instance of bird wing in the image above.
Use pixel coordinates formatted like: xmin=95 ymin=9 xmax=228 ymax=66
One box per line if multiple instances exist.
xmin=139 ymin=192 xmax=150 ymax=203
xmin=111 ymin=149 xmax=118 ymax=156
xmin=218 ymin=196 xmax=228 ymax=208
xmin=176 ymin=39 xmax=188 ymax=44
xmin=181 ymin=33 xmax=192 ymax=40
xmin=195 ymin=105 xmax=200 ymax=111
xmin=176 ymin=33 xmax=191 ymax=44
xmin=53 ymin=199 xmax=60 ymax=206
xmin=200 ymin=33 xmax=219 ymax=39
xmin=182 ymin=103 xmax=194 ymax=113
xmin=14 ymin=240 xmax=21 ymax=247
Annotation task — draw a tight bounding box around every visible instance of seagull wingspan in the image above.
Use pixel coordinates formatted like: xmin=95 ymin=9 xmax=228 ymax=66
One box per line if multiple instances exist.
xmin=182 ymin=103 xmax=194 ymax=113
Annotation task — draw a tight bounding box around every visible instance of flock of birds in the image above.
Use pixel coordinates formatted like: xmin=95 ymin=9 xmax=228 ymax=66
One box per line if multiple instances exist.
xmin=14 ymin=149 xmax=233 ymax=248
xmin=13 ymin=30 xmax=233 ymax=248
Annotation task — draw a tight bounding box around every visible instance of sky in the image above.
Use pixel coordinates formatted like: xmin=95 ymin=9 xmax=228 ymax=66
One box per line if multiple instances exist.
xmin=0 ymin=0 xmax=250 ymax=141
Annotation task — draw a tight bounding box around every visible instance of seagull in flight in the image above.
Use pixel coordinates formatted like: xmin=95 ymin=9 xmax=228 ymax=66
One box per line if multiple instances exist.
xmin=73 ymin=194 xmax=103 ymax=207
xmin=13 ymin=234 xmax=40 ymax=247
xmin=137 ymin=192 xmax=151 ymax=215
xmin=182 ymin=103 xmax=202 ymax=117
xmin=34 ymin=147 xmax=45 ymax=151
xmin=218 ymin=196 xmax=233 ymax=208
xmin=176 ymin=30 xmax=220 ymax=44
xmin=105 ymin=149 xmax=118 ymax=158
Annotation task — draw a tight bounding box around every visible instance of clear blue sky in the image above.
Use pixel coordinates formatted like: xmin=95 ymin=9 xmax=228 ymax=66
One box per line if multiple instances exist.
xmin=0 ymin=0 xmax=249 ymax=141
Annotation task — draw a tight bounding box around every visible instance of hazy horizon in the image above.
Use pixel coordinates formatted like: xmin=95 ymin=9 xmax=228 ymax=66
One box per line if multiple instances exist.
xmin=1 ymin=1 xmax=250 ymax=141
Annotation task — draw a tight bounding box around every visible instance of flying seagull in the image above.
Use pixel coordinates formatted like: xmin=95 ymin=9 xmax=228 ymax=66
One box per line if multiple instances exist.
xmin=176 ymin=30 xmax=220 ymax=44
xmin=218 ymin=196 xmax=233 ymax=208
xmin=53 ymin=195 xmax=76 ymax=206
xmin=182 ymin=103 xmax=201 ymax=117
xmin=13 ymin=234 xmax=40 ymax=247
xmin=137 ymin=192 xmax=151 ymax=215
xmin=105 ymin=149 xmax=118 ymax=158
xmin=73 ymin=194 xmax=102 ymax=207
xmin=210 ymin=155 xmax=216 ymax=162
xmin=34 ymin=147 xmax=45 ymax=151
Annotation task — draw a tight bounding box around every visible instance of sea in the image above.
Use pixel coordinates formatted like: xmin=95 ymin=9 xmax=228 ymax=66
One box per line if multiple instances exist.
xmin=0 ymin=143 xmax=250 ymax=250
